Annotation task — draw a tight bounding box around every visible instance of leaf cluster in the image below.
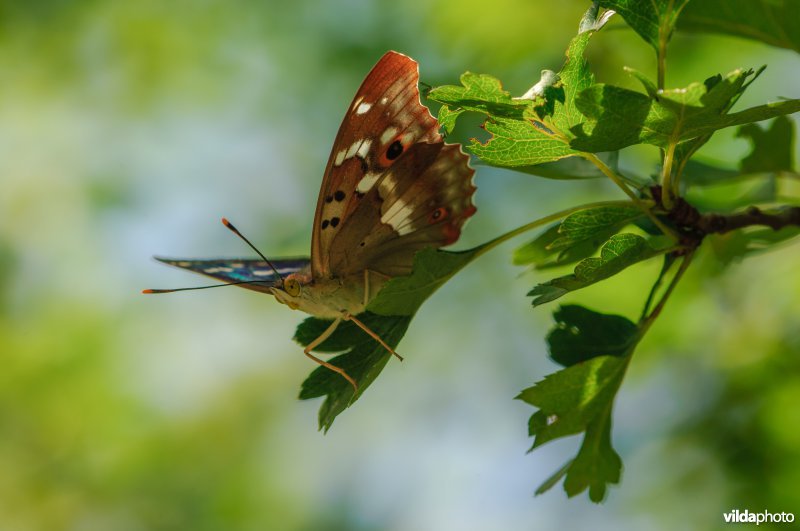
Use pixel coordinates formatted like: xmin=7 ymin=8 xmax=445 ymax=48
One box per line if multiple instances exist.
xmin=295 ymin=0 xmax=800 ymax=503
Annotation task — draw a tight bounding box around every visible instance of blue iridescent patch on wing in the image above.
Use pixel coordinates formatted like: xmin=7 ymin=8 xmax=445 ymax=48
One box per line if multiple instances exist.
xmin=155 ymin=257 xmax=310 ymax=292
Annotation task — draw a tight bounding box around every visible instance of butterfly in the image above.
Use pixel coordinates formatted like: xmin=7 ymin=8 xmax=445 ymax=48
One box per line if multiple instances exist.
xmin=146 ymin=51 xmax=476 ymax=390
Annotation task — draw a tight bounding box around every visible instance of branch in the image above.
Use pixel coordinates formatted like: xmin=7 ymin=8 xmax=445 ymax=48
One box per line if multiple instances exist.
xmin=696 ymin=206 xmax=800 ymax=235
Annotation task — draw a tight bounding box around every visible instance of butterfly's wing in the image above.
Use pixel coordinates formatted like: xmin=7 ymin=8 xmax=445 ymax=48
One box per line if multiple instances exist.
xmin=155 ymin=257 xmax=310 ymax=294
xmin=311 ymin=50 xmax=476 ymax=279
xmin=330 ymin=141 xmax=475 ymax=276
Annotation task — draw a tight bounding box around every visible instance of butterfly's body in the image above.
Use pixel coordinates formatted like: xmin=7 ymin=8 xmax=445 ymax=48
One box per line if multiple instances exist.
xmin=151 ymin=51 xmax=476 ymax=389
xmin=275 ymin=270 xmax=387 ymax=319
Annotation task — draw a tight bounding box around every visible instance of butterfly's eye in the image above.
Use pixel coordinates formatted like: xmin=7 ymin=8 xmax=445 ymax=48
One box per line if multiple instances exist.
xmin=284 ymin=278 xmax=301 ymax=297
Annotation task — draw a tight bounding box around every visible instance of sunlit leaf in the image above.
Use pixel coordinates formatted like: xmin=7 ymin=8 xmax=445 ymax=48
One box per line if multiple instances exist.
xmin=571 ymin=69 xmax=800 ymax=152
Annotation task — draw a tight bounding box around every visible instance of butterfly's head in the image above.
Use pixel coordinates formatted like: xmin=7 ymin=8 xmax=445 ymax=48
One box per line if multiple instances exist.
xmin=269 ymin=272 xmax=307 ymax=310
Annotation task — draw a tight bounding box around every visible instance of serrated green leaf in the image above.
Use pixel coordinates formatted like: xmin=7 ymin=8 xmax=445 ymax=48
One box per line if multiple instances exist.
xmin=547 ymin=305 xmax=640 ymax=366
xmin=297 ymin=313 xmax=411 ymax=432
xmin=551 ymin=205 xmax=643 ymax=249
xmin=563 ymin=407 xmax=622 ymax=502
xmin=678 ymin=0 xmax=800 ymax=53
xmin=517 ymin=355 xmax=629 ymax=448
xmin=737 ymin=115 xmax=795 ymax=174
xmin=437 ymin=105 xmax=464 ymax=136
xmin=428 ymin=72 xmax=529 ymax=124
xmin=598 ymin=0 xmax=690 ymax=51
xmin=431 ymin=5 xmax=612 ymax=169
xmin=529 ymin=233 xmax=664 ymax=306
xmin=469 ymin=116 xmax=578 ymax=167
xmin=571 ymin=70 xmax=800 ymax=151
xmin=514 ymin=224 xmax=608 ymax=270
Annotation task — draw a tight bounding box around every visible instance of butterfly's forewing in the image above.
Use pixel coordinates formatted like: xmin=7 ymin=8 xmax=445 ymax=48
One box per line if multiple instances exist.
xmin=311 ymin=51 xmax=442 ymax=279
xmin=155 ymin=257 xmax=309 ymax=293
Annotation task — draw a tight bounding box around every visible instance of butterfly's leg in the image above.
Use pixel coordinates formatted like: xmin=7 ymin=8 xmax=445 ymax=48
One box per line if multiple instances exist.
xmin=303 ymin=317 xmax=358 ymax=391
xmin=343 ymin=312 xmax=404 ymax=362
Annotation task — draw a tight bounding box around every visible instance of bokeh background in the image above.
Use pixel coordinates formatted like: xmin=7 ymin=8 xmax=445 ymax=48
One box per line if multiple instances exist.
xmin=1 ymin=1 xmax=799 ymax=529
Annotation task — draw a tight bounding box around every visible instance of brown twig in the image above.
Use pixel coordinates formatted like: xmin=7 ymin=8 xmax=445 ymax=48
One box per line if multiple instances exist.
xmin=696 ymin=206 xmax=800 ymax=235
xmin=649 ymin=186 xmax=800 ymax=245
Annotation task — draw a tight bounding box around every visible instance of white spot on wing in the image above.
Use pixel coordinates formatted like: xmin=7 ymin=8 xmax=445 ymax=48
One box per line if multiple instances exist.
xmin=381 ymin=197 xmax=416 ymax=235
xmin=357 ymin=171 xmax=382 ymax=193
xmin=355 ymin=102 xmax=372 ymax=114
xmin=253 ymin=269 xmax=273 ymax=276
xmin=345 ymin=140 xmax=361 ymax=159
xmin=356 ymin=139 xmax=372 ymax=159
xmin=334 ymin=148 xmax=347 ymax=166
xmin=380 ymin=126 xmax=398 ymax=145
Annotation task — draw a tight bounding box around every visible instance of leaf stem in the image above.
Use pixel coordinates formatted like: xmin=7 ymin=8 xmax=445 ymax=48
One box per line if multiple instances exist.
xmin=472 ymin=200 xmax=640 ymax=259
xmin=582 ymin=153 xmax=680 ymax=241
xmin=661 ymin=141 xmax=677 ymax=210
xmin=639 ymin=255 xmax=675 ymax=321
xmin=640 ymin=251 xmax=693 ymax=333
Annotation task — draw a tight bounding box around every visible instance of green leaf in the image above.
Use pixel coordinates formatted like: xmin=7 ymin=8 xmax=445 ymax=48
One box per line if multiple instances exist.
xmin=514 ymin=223 xmax=607 ymax=270
xmin=367 ymin=247 xmax=480 ymax=316
xmin=529 ymin=233 xmax=664 ymax=306
xmin=737 ymin=115 xmax=795 ymax=174
xmin=297 ymin=313 xmax=411 ymax=432
xmin=709 ymin=224 xmax=800 ymax=267
xmin=563 ymin=407 xmax=622 ymax=502
xmin=571 ymin=69 xmax=800 ymax=152
xmin=678 ymin=0 xmax=800 ymax=53
xmin=515 ymin=204 xmax=644 ymax=270
xmin=428 ymin=72 xmax=529 ymax=123
xmin=520 ymin=354 xmax=627 ymax=502
xmin=547 ymin=305 xmax=640 ymax=366
xmin=550 ymin=205 xmax=643 ymax=250
xmin=470 ymin=114 xmax=579 ymax=167
xmin=598 ymin=0 xmax=690 ymax=51
xmin=298 ymin=245 xmax=485 ymax=431
xmin=517 ymin=354 xmax=629 ymax=448
xmin=437 ymin=105 xmax=463 ymax=136
xmin=430 ymin=4 xmax=612 ymax=168
xmin=685 ymin=176 xmax=778 ymax=213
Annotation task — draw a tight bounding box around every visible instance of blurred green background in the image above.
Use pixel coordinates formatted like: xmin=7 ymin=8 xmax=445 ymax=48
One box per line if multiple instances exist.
xmin=1 ymin=1 xmax=798 ymax=529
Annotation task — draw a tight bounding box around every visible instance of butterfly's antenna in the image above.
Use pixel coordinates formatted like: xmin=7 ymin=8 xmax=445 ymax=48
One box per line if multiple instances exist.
xmin=143 ymin=280 xmax=273 ymax=294
xmin=220 ymin=217 xmax=285 ymax=283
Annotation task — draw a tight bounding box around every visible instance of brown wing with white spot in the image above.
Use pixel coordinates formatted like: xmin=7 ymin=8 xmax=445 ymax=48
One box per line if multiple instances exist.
xmin=329 ymin=141 xmax=476 ymax=277
xmin=311 ymin=51 xmax=442 ymax=279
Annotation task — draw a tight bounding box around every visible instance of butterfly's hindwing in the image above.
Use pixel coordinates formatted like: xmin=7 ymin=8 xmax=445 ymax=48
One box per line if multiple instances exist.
xmin=155 ymin=257 xmax=310 ymax=293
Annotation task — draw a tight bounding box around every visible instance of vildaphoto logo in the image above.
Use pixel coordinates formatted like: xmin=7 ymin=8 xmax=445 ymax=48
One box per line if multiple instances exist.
xmin=723 ymin=509 xmax=795 ymax=525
